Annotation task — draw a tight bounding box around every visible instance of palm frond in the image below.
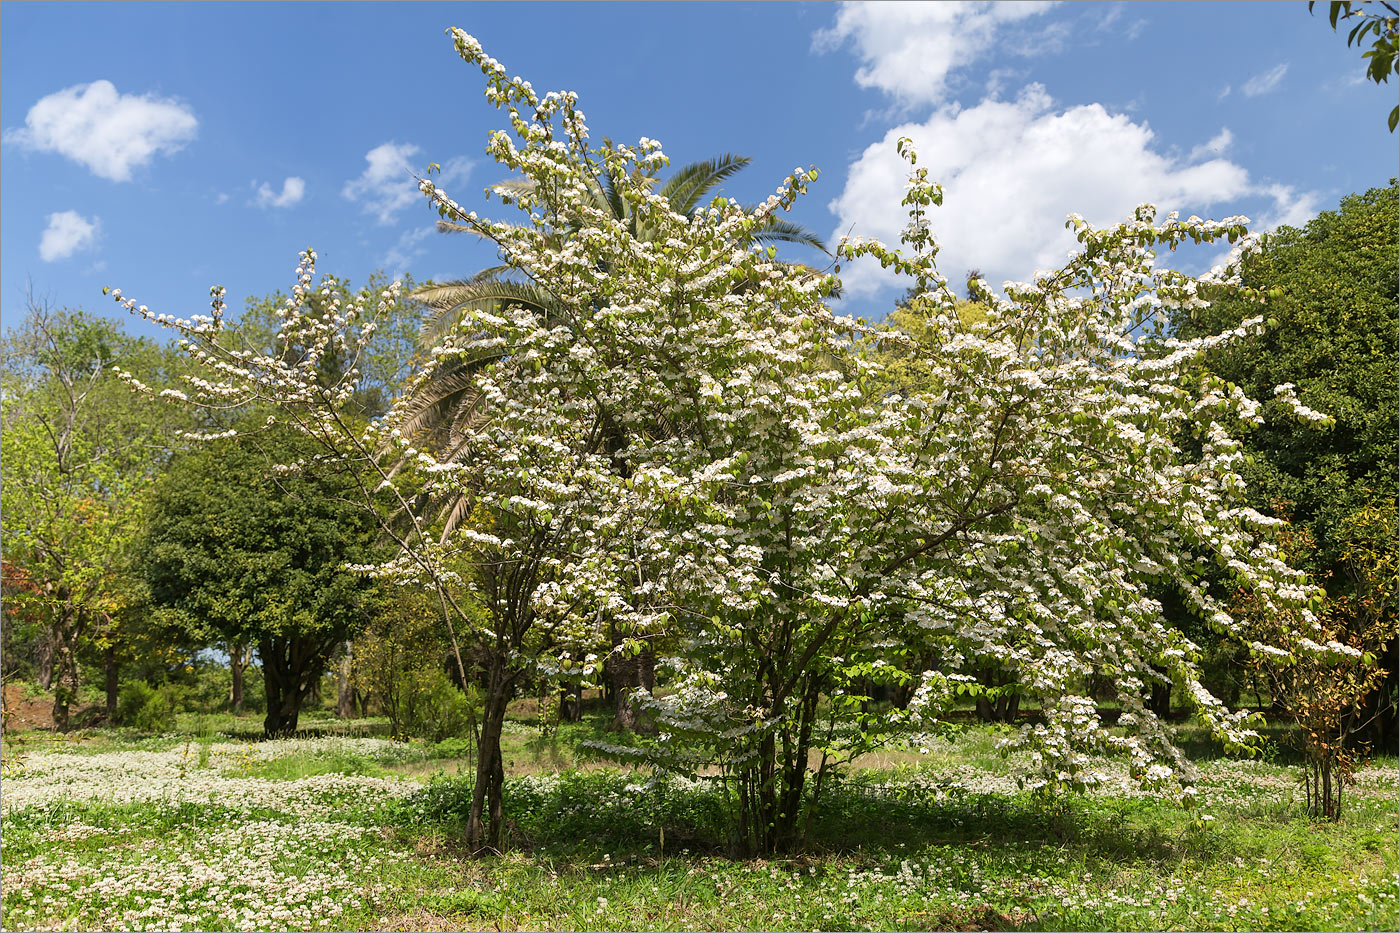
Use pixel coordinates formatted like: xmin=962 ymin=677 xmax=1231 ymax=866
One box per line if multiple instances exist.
xmin=393 ymin=361 xmax=493 ymax=439
xmin=659 ymin=155 xmax=752 ymax=215
xmin=411 ymin=275 xmax=558 ymax=346
xmin=436 ymin=494 xmax=476 ymax=544
xmin=490 ymin=178 xmax=538 ymax=199
xmin=598 ymin=165 xmax=627 ymax=222
xmin=749 ymin=216 xmax=829 ymax=254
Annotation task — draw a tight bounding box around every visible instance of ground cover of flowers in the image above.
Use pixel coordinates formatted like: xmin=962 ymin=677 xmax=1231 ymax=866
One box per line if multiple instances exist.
xmin=2 ymin=725 xmax=1395 ymax=932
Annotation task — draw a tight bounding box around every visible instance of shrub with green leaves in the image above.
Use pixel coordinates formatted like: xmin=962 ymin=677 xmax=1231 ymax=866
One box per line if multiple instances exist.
xmin=114 ymin=681 xmax=181 ymax=733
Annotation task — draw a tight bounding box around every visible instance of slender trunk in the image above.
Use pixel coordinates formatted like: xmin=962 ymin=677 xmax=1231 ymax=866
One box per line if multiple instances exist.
xmin=773 ymin=682 xmax=820 ymax=852
xmin=229 ymin=642 xmax=247 ymax=714
xmin=335 ymin=641 xmax=354 ymax=718
xmin=35 ymin=632 xmax=54 ymax=691
xmin=104 ymin=645 xmax=118 ymax=720
xmin=51 ymin=635 xmax=79 ymax=732
xmin=466 ymin=655 xmax=512 ymax=853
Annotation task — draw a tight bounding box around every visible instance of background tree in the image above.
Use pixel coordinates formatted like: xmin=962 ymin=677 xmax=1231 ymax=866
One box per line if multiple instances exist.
xmin=140 ymin=426 xmax=383 ymax=735
xmin=350 ymin=587 xmax=481 ymax=741
xmin=1172 ymin=180 xmax=1399 ymax=748
xmin=0 ymin=303 xmax=186 ymax=729
xmin=1237 ymin=502 xmax=1395 ymax=819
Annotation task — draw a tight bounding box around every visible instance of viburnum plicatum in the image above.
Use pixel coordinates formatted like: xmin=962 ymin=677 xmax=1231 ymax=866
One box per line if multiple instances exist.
xmin=109 ymin=27 xmax=1329 ymax=853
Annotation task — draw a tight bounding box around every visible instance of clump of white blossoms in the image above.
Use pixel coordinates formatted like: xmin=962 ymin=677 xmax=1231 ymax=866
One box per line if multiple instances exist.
xmin=109 ymin=28 xmax=1321 ymax=853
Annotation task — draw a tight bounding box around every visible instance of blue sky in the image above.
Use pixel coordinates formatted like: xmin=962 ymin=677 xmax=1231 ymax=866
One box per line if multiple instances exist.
xmin=2 ymin=1 xmax=1395 ymax=340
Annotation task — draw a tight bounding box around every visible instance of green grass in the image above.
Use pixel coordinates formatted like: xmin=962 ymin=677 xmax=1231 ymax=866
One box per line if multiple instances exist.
xmin=2 ymin=710 xmax=1395 ymax=932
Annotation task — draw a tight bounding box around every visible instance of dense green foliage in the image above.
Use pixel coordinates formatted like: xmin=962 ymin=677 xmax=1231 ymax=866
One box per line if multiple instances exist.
xmin=0 ymin=306 xmax=189 ymax=728
xmin=1174 ymin=181 xmax=1398 ymax=571
xmin=141 ymin=429 xmax=384 ymax=735
xmin=1173 ymin=181 xmax=1399 ymax=760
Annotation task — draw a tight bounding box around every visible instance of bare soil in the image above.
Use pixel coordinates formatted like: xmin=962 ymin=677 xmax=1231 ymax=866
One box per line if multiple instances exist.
xmin=1 ymin=683 xmax=102 ymax=733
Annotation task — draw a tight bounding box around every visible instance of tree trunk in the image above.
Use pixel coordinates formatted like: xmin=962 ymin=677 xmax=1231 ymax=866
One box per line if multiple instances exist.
xmin=559 ymin=682 xmax=583 ymax=723
xmin=466 ymin=654 xmax=512 ymax=853
xmin=335 ymin=641 xmax=354 ymax=718
xmin=975 ymin=664 xmax=1019 ymax=723
xmin=35 ymin=633 xmax=54 ymax=691
xmin=1149 ymin=681 xmax=1172 ymax=719
xmin=607 ymin=632 xmax=656 ymax=733
xmin=51 ymin=634 xmax=79 ymax=732
xmin=104 ymin=645 xmax=118 ymax=720
xmin=229 ymin=641 xmax=247 ymax=714
xmin=262 ymin=661 xmax=301 ymax=736
xmin=259 ymin=636 xmax=330 ymax=736
xmin=1361 ymin=634 xmax=1398 ymax=753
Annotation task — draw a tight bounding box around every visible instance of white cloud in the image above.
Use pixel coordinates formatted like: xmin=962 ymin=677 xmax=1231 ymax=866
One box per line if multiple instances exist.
xmin=983 ymin=68 xmax=1025 ymax=98
xmin=39 ymin=211 xmax=100 ymax=262
xmin=826 ymin=86 xmax=1306 ymax=298
xmin=255 ymin=176 xmax=306 ymax=209
xmin=343 ymin=143 xmax=471 ymax=225
xmin=1216 ymin=85 xmax=1232 ymax=102
xmin=1189 ymin=128 xmax=1234 ymax=162
xmin=813 ymin=1 xmax=1059 ymax=108
xmin=382 ymin=226 xmax=433 ymax=277
xmin=1251 ymin=183 xmax=1322 ymax=232
xmin=215 ymin=192 xmax=231 ymax=205
xmin=1203 ymin=183 xmax=1322 ymax=271
xmin=1242 ymin=63 xmax=1288 ymax=98
xmin=6 ymin=80 xmax=197 ymax=182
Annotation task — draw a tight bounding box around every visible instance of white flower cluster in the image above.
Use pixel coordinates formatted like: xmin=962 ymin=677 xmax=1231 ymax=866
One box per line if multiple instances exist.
xmin=1272 ymin=382 xmax=1335 ymax=427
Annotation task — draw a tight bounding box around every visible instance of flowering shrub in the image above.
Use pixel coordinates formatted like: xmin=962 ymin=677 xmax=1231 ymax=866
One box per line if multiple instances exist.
xmin=107 ymin=28 xmax=1324 ymax=853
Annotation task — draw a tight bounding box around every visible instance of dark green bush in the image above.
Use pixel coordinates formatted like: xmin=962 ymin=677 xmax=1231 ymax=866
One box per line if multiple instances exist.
xmin=401 ymin=669 xmax=479 ymax=743
xmin=427 ymin=736 xmax=475 ymax=759
xmin=115 ymin=681 xmax=182 ymax=733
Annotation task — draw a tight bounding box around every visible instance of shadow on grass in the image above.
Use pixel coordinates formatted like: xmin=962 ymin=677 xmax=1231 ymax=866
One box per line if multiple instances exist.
xmin=1169 ymin=719 xmax=1307 ymax=766
xmin=397 ymin=769 xmax=1198 ymax=867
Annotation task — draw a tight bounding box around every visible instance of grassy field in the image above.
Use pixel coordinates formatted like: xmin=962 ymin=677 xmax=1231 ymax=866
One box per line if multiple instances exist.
xmin=1 ymin=707 xmax=1395 ymax=932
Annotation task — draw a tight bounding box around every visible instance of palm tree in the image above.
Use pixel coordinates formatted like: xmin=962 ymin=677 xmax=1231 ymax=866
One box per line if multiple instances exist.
xmin=395 ymin=150 xmax=828 ymax=732
xmin=397 ymin=150 xmax=828 ymax=539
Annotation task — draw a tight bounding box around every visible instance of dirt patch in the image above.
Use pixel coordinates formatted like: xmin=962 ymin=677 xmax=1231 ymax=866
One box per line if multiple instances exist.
xmin=2 ymin=683 xmax=54 ymax=731
xmin=924 ymin=906 xmax=1036 ymax=931
xmin=376 ymin=909 xmax=476 ymax=932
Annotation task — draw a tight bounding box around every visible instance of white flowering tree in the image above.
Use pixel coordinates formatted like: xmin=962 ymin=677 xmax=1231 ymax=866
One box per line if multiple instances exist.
xmin=112 ymin=29 xmax=1336 ymax=854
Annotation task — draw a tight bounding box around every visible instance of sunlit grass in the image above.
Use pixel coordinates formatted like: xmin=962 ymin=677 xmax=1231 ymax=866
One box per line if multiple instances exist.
xmin=3 ymin=711 xmax=1396 ymax=932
